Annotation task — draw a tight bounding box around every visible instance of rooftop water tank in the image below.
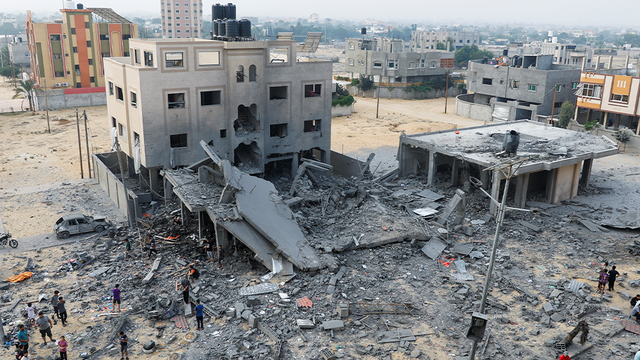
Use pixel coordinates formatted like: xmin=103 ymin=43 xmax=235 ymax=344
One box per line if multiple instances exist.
xmin=213 ymin=4 xmax=224 ymax=20
xmin=227 ymin=3 xmax=236 ymax=20
xmin=239 ymin=19 xmax=251 ymax=38
xmin=218 ymin=21 xmax=226 ymax=37
xmin=226 ymin=19 xmax=239 ymax=38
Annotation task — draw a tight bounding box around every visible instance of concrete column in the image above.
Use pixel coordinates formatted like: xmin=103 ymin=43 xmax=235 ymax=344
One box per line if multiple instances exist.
xmin=580 ymin=159 xmax=593 ymax=188
xmin=291 ymin=153 xmax=299 ymax=179
xmin=427 ymin=151 xmax=437 ymax=186
xmin=164 ymin=178 xmax=173 ymax=202
xmin=198 ymin=211 xmax=202 ymax=239
xmin=586 ymin=109 xmax=592 ymax=123
xmin=181 ymin=202 xmax=189 ymax=225
xmin=489 ymin=170 xmax=501 ymax=215
xmin=214 ymin=221 xmax=229 ymax=250
xmin=636 ymin=117 xmax=640 ymax=136
xmin=480 ymin=168 xmax=490 ymax=191
xmin=614 ymin=113 xmax=621 ymax=130
xmin=571 ymin=162 xmax=581 ymax=199
xmin=607 ymin=56 xmax=614 ymax=69
xmin=546 ymin=169 xmax=558 ymax=204
xmin=451 ymin=158 xmax=460 ymax=186
xmin=149 ymin=168 xmax=160 ymax=197
xmin=513 ymin=173 xmax=530 ymax=208
xmin=399 ymin=144 xmax=411 ymax=177
xmin=594 ymin=56 xmax=600 ymax=70
xmin=601 ymin=111 xmax=607 ymax=126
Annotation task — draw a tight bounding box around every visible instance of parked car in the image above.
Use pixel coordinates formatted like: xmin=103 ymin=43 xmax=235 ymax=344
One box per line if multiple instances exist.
xmin=54 ymin=214 xmax=110 ymax=239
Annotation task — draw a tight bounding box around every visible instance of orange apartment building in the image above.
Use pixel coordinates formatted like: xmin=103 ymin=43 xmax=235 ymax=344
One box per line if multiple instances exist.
xmin=26 ymin=7 xmax=137 ymax=92
xmin=576 ymin=68 xmax=640 ymax=135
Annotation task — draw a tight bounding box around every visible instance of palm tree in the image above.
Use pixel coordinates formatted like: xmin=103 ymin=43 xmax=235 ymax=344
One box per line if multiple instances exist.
xmin=13 ymin=79 xmax=35 ymax=114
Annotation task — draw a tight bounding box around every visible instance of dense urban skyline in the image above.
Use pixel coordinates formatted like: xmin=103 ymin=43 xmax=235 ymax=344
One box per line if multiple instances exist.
xmin=4 ymin=0 xmax=640 ymax=28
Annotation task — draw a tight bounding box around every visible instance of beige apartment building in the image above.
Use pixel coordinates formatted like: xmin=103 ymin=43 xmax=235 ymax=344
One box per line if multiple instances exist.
xmin=103 ymin=38 xmax=332 ymax=192
xmin=161 ymin=0 xmax=203 ymax=38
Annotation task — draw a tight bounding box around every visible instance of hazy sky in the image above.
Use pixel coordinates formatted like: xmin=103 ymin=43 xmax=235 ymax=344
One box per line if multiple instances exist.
xmin=10 ymin=0 xmax=640 ymax=27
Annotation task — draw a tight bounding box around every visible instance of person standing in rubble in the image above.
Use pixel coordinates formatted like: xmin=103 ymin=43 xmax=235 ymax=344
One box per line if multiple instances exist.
xmin=195 ymin=299 xmax=204 ymax=330
xmin=57 ymin=297 xmax=68 ymax=326
xmin=57 ymin=335 xmax=68 ymax=360
xmin=24 ymin=303 xmax=37 ymax=328
xmin=148 ymin=236 xmax=158 ymax=259
xmin=218 ymin=245 xmax=225 ymax=269
xmin=188 ymin=264 xmax=200 ymax=282
xmin=125 ymin=239 xmax=131 ymax=258
xmin=112 ymin=284 xmax=122 ymax=313
xmin=608 ymin=266 xmax=620 ymax=291
xmin=558 ymin=351 xmax=570 ymax=360
xmin=598 ymin=268 xmax=609 ymax=294
xmin=16 ymin=324 xmax=29 ymax=352
xmin=205 ymin=239 xmax=215 ymax=264
xmin=51 ymin=291 xmax=60 ymax=321
xmin=119 ymin=331 xmax=129 ymax=360
xmin=177 ymin=276 xmax=190 ymax=304
xmin=35 ymin=311 xmax=55 ymax=346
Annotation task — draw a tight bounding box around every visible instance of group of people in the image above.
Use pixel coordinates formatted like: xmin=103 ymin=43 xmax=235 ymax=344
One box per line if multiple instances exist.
xmin=597 ymin=265 xmax=620 ymax=294
xmin=15 ymin=290 xmax=69 ymax=360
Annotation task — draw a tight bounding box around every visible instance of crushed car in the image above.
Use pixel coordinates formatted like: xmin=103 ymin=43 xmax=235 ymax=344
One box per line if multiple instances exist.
xmin=54 ymin=214 xmax=110 ymax=239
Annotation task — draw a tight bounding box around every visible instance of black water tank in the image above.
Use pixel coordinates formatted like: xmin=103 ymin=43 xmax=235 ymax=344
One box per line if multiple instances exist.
xmin=502 ymin=130 xmax=520 ymax=154
xmin=226 ymin=19 xmax=239 ymax=37
xmin=239 ymin=19 xmax=251 ymax=37
xmin=218 ymin=21 xmax=226 ymax=37
xmin=77 ymin=3 xmax=83 ymax=9
xmin=227 ymin=3 xmax=236 ymax=19
xmin=213 ymin=4 xmax=223 ymax=20
xmin=361 ymin=27 xmax=366 ymax=35
xmin=213 ymin=20 xmax=219 ymax=36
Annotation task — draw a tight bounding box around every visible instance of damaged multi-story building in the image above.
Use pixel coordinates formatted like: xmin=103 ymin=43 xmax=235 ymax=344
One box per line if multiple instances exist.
xmin=103 ymin=35 xmax=332 ymax=193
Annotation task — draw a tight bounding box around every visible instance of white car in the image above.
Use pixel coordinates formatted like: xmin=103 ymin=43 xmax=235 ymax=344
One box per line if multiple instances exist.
xmin=54 ymin=214 xmax=109 ymax=239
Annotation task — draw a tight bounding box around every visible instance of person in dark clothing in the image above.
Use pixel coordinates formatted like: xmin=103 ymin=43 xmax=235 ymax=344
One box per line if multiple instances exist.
xmin=188 ymin=264 xmax=200 ymax=282
xmin=631 ymin=294 xmax=640 ymax=308
xmin=148 ymin=237 xmax=158 ymax=259
xmin=177 ymin=276 xmax=190 ymax=304
xmin=58 ymin=297 xmax=68 ymax=326
xmin=608 ymin=266 xmax=620 ymax=291
xmin=51 ymin=291 xmax=60 ymax=320
xmin=598 ymin=269 xmax=609 ymax=294
xmin=218 ymin=245 xmax=225 ymax=269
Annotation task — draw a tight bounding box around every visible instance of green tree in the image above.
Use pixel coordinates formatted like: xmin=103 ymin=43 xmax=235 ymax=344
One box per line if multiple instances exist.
xmin=0 ymin=23 xmax=18 ymax=35
xmin=574 ymin=35 xmax=587 ymax=45
xmin=13 ymin=79 xmax=35 ymax=113
xmin=436 ymin=42 xmax=447 ymax=50
xmin=557 ymin=100 xmax=574 ymax=129
xmin=454 ymin=45 xmax=494 ymax=65
xmin=356 ymin=74 xmax=374 ymax=92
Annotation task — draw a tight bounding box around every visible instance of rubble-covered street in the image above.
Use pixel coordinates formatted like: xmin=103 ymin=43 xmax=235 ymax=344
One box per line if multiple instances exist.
xmin=2 ymin=149 xmax=640 ymax=360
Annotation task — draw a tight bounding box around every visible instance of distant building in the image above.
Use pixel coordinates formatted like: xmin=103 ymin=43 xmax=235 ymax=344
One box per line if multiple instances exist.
xmin=25 ymin=7 xmax=137 ymax=89
xmin=459 ymin=54 xmax=581 ymax=121
xmin=344 ymin=37 xmax=454 ymax=84
xmin=504 ymin=42 xmax=594 ymax=68
xmin=409 ymin=30 xmax=479 ymax=51
xmin=103 ymin=37 xmax=332 ymax=191
xmin=307 ymin=13 xmax=319 ymax=23
xmin=8 ymin=36 xmax=31 ymax=69
xmin=575 ymin=57 xmax=640 ymax=134
xmin=161 ymin=0 xmax=203 ymax=39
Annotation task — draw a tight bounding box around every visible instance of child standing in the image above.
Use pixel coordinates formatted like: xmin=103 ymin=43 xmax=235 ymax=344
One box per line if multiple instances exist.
xmin=58 ymin=336 xmax=68 ymax=360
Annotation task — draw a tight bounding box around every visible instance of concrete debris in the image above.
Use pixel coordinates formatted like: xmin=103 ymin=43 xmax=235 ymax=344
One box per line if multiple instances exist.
xmin=412 ymin=207 xmax=438 ymax=217
xmin=451 ymin=243 xmax=472 ymax=256
xmin=376 ymin=329 xmax=416 ymax=343
xmin=436 ymin=189 xmax=466 ymax=226
xmin=238 ymin=283 xmax=279 ymax=296
xmin=321 ymin=320 xmax=344 ymax=331
xmin=421 ymin=238 xmax=446 ymax=260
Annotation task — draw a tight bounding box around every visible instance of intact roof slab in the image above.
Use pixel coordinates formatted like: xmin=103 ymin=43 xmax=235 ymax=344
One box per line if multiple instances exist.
xmin=400 ymin=120 xmax=619 ymax=175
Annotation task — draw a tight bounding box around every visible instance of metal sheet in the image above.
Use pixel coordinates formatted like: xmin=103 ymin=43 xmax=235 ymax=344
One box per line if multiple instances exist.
xmin=422 ymin=238 xmax=446 ymax=260
xmin=568 ymin=279 xmax=584 ymax=293
xmin=416 ymin=189 xmax=444 ymax=201
xmin=451 ymin=243 xmax=472 ymax=256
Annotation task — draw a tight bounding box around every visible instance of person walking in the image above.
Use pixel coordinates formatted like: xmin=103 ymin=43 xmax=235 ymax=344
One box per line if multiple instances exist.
xmin=119 ymin=331 xmax=129 ymax=360
xmin=57 ymin=297 xmax=68 ymax=326
xmin=147 ymin=236 xmax=158 ymax=259
xmin=112 ymin=284 xmax=122 ymax=313
xmin=51 ymin=291 xmax=60 ymax=320
xmin=25 ymin=303 xmax=37 ymax=328
xmin=205 ymin=239 xmax=215 ymax=264
xmin=218 ymin=245 xmax=225 ymax=269
xmin=598 ymin=269 xmax=609 ymax=294
xmin=188 ymin=264 xmax=200 ymax=282
xmin=58 ymin=336 xmax=68 ymax=360
xmin=35 ymin=311 xmax=55 ymax=345
xmin=16 ymin=324 xmax=29 ymax=352
xmin=177 ymin=276 xmax=190 ymax=304
xmin=125 ymin=239 xmax=131 ymax=258
xmin=608 ymin=266 xmax=620 ymax=291
xmin=195 ymin=299 xmax=204 ymax=330
xmin=559 ymin=351 xmax=570 ymax=360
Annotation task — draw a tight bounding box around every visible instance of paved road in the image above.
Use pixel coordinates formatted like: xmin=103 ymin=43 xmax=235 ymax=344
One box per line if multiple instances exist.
xmin=0 ymin=231 xmax=100 ymax=255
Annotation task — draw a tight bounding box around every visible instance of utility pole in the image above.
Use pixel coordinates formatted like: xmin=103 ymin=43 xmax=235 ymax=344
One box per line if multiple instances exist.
xmin=83 ymin=110 xmax=91 ymax=178
xmin=467 ymin=158 xmax=530 ymax=360
xmin=115 ymin=138 xmax=134 ymax=227
xmin=550 ymin=85 xmax=558 ymax=125
xmin=376 ymin=54 xmax=387 ymax=119
xmin=444 ymin=69 xmax=450 ymax=114
xmin=44 ymin=80 xmax=50 ymax=133
xmin=75 ymin=109 xmax=84 ymax=179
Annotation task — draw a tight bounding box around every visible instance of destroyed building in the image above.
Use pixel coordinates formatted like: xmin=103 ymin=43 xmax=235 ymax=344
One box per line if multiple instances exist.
xmin=458 ymin=54 xmax=581 ymax=122
xmin=102 ymin=35 xmax=333 ymax=196
xmin=398 ymin=121 xmax=619 ymax=214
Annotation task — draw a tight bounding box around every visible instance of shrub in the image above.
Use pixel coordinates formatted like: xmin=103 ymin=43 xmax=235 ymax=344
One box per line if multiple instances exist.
xmin=332 ymin=95 xmax=355 ymax=107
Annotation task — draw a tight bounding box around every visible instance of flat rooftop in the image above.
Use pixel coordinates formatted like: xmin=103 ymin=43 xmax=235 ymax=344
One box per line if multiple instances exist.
xmin=400 ymin=121 xmax=618 ymax=174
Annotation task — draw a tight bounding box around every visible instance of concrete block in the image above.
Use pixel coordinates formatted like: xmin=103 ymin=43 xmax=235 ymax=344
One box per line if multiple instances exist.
xmin=329 ymin=276 xmax=338 ymax=286
xmin=151 ymin=256 xmax=162 ymax=271
xmin=543 ymin=302 xmax=554 ymax=314
xmin=550 ymin=313 xmax=564 ymax=322
xmin=248 ymin=314 xmax=259 ymax=328
xmin=143 ymin=271 xmax=155 ymax=284
xmin=246 ymin=296 xmax=260 ymax=306
xmin=184 ymin=303 xmax=193 ymax=317
xmin=321 ymin=320 xmax=344 ymax=331
xmin=327 ymin=285 xmax=336 ymax=295
xmin=336 ymin=303 xmax=349 ymax=318
xmin=235 ymin=302 xmax=246 ymax=318
xmin=297 ymin=319 xmax=315 ymax=329
xmin=241 ymin=309 xmax=252 ymax=320
xmin=550 ymin=289 xmax=562 ymax=298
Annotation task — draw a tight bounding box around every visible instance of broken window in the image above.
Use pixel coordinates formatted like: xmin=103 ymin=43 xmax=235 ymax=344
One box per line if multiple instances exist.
xmin=198 ymin=51 xmax=220 ymax=66
xmin=165 ymin=52 xmax=184 ymax=67
xmin=220 ymin=129 xmax=227 ymax=138
xmin=109 ymin=81 xmax=114 ymax=95
xmin=581 ymin=84 xmax=601 ymax=98
xmin=234 ymin=104 xmax=260 ymax=135
xmin=118 ymin=123 xmax=126 ymax=139
xmin=304 ymin=119 xmax=321 ymax=132
xmin=237 ymin=65 xmax=244 ymax=82
xmin=270 ymin=86 xmax=287 ymax=100
xmin=270 ymin=123 xmax=288 ymax=138
xmin=200 ymin=90 xmax=221 ymax=106
xmin=170 ymin=134 xmax=188 ymax=148
xmin=269 ymin=47 xmax=288 ymax=63
xmin=50 ymin=34 xmax=61 ymax=41
xmin=116 ymin=86 xmax=123 ymax=101
xmin=509 ymin=80 xmax=519 ymax=89
xmin=482 ymin=78 xmax=492 ymax=85
xmin=130 ymin=91 xmax=137 ymax=107
xmin=144 ymin=51 xmax=154 ymax=67
xmin=168 ymin=93 xmax=185 ymax=109
xmin=387 ymin=60 xmax=398 ymax=69
xmin=348 ymin=42 xmax=355 ymax=50
xmin=610 ymin=93 xmax=629 ymax=102
xmin=304 ymin=84 xmax=321 ymax=97
xmin=111 ymin=117 xmax=116 ymax=128
xmin=555 ymin=84 xmax=562 ymax=92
